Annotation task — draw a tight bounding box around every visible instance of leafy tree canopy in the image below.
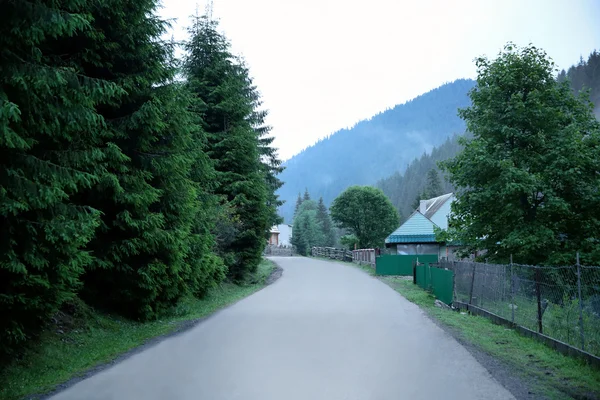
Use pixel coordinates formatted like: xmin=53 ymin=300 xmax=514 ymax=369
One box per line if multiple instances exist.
xmin=442 ymin=43 xmax=600 ymax=265
xmin=330 ymin=186 xmax=399 ymax=249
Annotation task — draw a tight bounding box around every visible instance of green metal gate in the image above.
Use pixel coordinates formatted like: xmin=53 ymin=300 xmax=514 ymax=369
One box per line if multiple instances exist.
xmin=430 ymin=267 xmax=454 ymax=305
xmin=376 ymin=254 xmax=438 ymax=276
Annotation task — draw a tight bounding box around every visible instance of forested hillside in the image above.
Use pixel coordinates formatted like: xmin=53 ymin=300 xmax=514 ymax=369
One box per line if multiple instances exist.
xmin=559 ymin=50 xmax=600 ymax=118
xmin=277 ymin=79 xmax=475 ymax=222
xmin=0 ymin=2 xmax=280 ymax=358
xmin=378 ymin=50 xmax=600 ymax=222
xmin=376 ymin=135 xmax=460 ymax=220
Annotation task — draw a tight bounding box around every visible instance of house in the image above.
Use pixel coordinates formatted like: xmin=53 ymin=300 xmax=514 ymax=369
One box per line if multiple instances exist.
xmin=268 ymin=225 xmax=280 ymax=246
xmin=385 ymin=193 xmax=461 ymax=261
xmin=277 ymin=224 xmax=293 ymax=247
xmin=268 ymin=224 xmax=293 ymax=247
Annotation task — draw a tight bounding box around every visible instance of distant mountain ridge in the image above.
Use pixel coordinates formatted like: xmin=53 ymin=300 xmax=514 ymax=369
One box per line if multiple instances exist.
xmin=277 ymin=79 xmax=475 ymax=223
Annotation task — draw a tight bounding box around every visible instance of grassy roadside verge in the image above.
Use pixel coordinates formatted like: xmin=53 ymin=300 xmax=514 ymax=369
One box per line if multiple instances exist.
xmin=0 ymin=259 xmax=277 ymax=400
xmin=316 ymin=257 xmax=600 ymax=399
xmin=383 ymin=276 xmax=600 ymax=400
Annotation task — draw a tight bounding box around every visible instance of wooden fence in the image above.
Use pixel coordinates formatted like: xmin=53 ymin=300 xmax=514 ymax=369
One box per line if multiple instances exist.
xmin=264 ymin=245 xmax=296 ymax=256
xmin=311 ymin=247 xmax=353 ymax=262
xmin=352 ymin=249 xmax=376 ymax=268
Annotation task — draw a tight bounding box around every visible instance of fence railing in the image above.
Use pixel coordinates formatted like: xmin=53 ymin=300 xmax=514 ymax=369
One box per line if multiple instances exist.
xmin=443 ymin=258 xmax=600 ymax=359
xmin=311 ymin=247 xmax=353 ymax=262
xmin=263 ymin=244 xmax=296 ymax=256
xmin=352 ymin=249 xmax=376 ymax=268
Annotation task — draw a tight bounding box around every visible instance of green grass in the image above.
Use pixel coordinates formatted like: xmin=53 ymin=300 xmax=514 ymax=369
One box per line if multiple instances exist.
xmin=382 ymin=276 xmax=600 ymax=400
xmin=0 ymin=259 xmax=277 ymax=400
xmin=473 ymin=294 xmax=600 ymax=357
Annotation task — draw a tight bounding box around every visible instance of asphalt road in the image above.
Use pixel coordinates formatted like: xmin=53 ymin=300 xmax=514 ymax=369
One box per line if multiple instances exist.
xmin=51 ymin=257 xmax=514 ymax=400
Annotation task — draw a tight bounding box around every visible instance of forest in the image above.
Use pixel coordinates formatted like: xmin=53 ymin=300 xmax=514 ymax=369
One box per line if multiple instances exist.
xmin=0 ymin=1 xmax=282 ymax=358
xmin=289 ymin=190 xmax=336 ymax=255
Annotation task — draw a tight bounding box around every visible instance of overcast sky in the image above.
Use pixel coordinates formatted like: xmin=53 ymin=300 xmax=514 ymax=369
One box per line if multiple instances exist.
xmin=160 ymin=0 xmax=600 ymax=160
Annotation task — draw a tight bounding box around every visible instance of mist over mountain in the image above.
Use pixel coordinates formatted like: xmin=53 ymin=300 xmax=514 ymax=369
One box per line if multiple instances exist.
xmin=277 ymin=79 xmax=475 ymax=223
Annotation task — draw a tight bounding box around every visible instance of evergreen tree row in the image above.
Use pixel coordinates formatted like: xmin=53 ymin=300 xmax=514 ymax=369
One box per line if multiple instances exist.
xmin=290 ymin=190 xmax=336 ymax=255
xmin=0 ymin=1 xmax=281 ymax=357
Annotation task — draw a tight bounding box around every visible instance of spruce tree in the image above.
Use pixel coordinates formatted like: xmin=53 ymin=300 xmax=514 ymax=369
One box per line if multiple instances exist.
xmin=425 ymin=169 xmax=443 ymax=198
xmin=316 ymin=197 xmax=335 ymax=247
xmin=303 ymin=188 xmax=311 ymax=201
xmin=294 ymin=193 xmax=303 ymax=218
xmin=0 ymin=0 xmax=121 ymax=353
xmin=183 ymin=14 xmax=269 ymax=280
xmin=72 ymin=0 xmax=209 ymax=319
xmin=290 ymin=200 xmax=321 ymax=255
xmin=247 ymin=73 xmax=284 ymax=228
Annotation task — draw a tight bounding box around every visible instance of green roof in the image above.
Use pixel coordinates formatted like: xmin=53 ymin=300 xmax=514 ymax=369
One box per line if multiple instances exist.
xmin=386 ymin=212 xmax=438 ymax=244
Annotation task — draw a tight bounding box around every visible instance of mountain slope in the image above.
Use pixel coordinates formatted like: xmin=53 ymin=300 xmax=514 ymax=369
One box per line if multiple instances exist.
xmin=277 ymin=79 xmax=475 ymax=222
xmin=377 ymin=135 xmax=462 ymax=221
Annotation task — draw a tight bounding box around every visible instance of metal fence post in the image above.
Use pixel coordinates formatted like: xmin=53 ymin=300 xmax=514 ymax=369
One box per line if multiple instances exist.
xmin=576 ymin=252 xmax=585 ymax=351
xmin=510 ymin=255 xmax=515 ymax=325
xmin=452 ymin=262 xmax=457 ymax=304
xmin=535 ymin=266 xmax=543 ymax=334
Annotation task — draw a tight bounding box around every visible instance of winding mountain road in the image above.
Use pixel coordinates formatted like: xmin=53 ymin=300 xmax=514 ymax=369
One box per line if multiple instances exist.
xmin=51 ymin=257 xmax=514 ymax=400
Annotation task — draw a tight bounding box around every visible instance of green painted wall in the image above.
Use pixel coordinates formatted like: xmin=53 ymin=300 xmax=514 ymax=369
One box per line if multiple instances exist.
xmin=376 ymin=254 xmax=438 ymax=276
xmin=430 ymin=267 xmax=454 ymax=305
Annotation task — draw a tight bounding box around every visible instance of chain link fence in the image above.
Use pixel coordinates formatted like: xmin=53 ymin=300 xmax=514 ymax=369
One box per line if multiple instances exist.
xmin=445 ymin=258 xmax=600 ymax=358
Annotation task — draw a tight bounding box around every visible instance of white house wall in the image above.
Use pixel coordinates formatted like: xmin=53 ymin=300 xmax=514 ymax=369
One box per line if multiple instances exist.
xmin=277 ymin=224 xmax=293 ymax=246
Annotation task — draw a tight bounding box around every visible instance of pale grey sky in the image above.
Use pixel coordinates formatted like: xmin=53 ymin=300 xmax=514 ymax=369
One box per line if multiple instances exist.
xmin=160 ymin=0 xmax=600 ymax=160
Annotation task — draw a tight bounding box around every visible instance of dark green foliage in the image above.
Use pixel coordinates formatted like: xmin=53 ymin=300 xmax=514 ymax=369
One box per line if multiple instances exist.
xmin=70 ymin=0 xmax=211 ymax=320
xmin=442 ymin=44 xmax=600 ymax=265
xmin=291 ymin=191 xmax=336 ymax=253
xmin=316 ymin=197 xmax=335 ymax=247
xmin=183 ymin=15 xmax=271 ymax=281
xmin=0 ymin=0 xmax=121 ymax=355
xmin=330 ymin=186 xmax=399 ymax=248
xmin=340 ymin=234 xmax=359 ymax=250
xmin=290 ymin=200 xmax=322 ymax=255
xmin=0 ymin=0 xmax=277 ymax=359
xmin=278 ymin=79 xmax=474 ymax=223
xmin=254 ymin=97 xmax=284 ymax=230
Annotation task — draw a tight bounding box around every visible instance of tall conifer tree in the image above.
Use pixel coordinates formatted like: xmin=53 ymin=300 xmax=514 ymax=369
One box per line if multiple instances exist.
xmin=183 ymin=14 xmax=270 ymax=280
xmin=0 ymin=0 xmax=121 ymax=352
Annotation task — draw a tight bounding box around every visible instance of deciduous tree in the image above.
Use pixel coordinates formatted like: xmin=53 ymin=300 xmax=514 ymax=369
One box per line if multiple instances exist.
xmin=442 ymin=44 xmax=600 ymax=265
xmin=330 ymin=186 xmax=399 ymax=249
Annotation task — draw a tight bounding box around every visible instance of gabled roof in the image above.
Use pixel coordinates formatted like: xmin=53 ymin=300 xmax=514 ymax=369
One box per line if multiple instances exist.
xmin=422 ymin=193 xmax=454 ymax=220
xmin=385 ymin=212 xmax=436 ymax=243
xmin=385 ymin=192 xmax=454 ymax=244
xmin=269 ymin=225 xmax=280 ymax=234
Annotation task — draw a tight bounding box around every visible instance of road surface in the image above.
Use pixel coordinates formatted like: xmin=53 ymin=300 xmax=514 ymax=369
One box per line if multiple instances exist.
xmin=51 ymin=257 xmax=514 ymax=400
